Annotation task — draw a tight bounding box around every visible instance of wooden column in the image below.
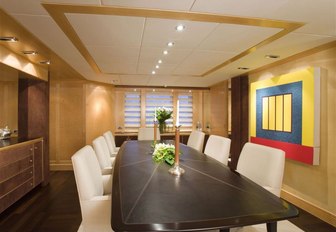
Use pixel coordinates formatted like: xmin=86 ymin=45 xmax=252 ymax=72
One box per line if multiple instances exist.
xmin=18 ymin=73 xmax=49 ymax=184
xmin=230 ymin=75 xmax=249 ymax=170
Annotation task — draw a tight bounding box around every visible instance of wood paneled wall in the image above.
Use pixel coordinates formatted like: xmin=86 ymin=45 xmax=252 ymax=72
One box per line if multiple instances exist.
xmin=0 ymin=64 xmax=18 ymax=130
xmin=49 ymin=79 xmax=115 ymax=170
xmin=85 ymin=83 xmax=115 ymax=143
xmin=18 ymin=76 xmax=49 ymax=184
xmin=208 ymin=81 xmax=229 ymax=136
xmin=249 ymin=46 xmax=336 ymax=226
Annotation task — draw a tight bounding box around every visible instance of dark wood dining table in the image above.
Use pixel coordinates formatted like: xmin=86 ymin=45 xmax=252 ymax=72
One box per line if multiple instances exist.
xmin=111 ymin=140 xmax=298 ymax=232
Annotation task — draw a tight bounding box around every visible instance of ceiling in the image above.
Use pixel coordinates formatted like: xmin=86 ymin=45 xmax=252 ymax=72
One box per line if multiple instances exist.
xmin=0 ymin=0 xmax=335 ymax=87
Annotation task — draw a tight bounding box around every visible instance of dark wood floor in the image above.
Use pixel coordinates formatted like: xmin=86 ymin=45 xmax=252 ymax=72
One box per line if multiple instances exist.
xmin=0 ymin=171 xmax=335 ymax=232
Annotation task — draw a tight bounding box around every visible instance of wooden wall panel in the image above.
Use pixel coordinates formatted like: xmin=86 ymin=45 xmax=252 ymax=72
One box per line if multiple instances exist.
xmin=209 ymin=81 xmax=229 ymax=136
xmin=230 ymin=76 xmax=249 ymax=169
xmin=49 ymin=80 xmax=86 ymax=170
xmin=0 ymin=81 xmax=18 ymax=130
xmin=49 ymin=80 xmax=116 ymax=170
xmin=85 ymin=83 xmax=115 ymax=144
xmin=18 ymin=76 xmax=49 ymax=184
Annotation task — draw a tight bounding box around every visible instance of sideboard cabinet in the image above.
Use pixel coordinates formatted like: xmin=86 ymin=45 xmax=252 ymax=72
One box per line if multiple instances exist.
xmin=0 ymin=138 xmax=43 ymax=213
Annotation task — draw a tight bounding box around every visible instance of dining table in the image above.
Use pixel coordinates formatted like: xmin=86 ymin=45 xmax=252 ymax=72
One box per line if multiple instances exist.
xmin=111 ymin=140 xmax=298 ymax=232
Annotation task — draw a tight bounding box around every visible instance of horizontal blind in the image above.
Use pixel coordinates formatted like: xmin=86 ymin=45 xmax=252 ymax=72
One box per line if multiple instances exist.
xmin=124 ymin=92 xmax=141 ymax=130
xmin=178 ymin=93 xmax=193 ymax=130
xmin=145 ymin=92 xmax=173 ymax=127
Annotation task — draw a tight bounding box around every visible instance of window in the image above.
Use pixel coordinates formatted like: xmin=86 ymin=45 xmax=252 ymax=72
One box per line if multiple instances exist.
xmin=178 ymin=93 xmax=193 ymax=131
xmin=124 ymin=92 xmax=141 ymax=130
xmin=122 ymin=89 xmax=195 ymax=132
xmin=145 ymin=92 xmax=173 ymax=127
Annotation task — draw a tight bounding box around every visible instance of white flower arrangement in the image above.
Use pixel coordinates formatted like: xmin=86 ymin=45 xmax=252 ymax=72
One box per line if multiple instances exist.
xmin=152 ymin=143 xmax=176 ymax=166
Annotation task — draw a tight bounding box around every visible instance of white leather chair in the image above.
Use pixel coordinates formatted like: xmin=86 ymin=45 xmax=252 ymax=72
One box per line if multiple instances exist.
xmin=137 ymin=127 xmax=160 ymax=141
xmin=92 ymin=136 xmax=115 ymax=175
xmin=236 ymin=142 xmax=285 ymax=197
xmin=187 ymin=130 xmax=205 ymax=152
xmin=208 ymin=143 xmax=287 ymax=232
xmin=71 ymin=145 xmax=113 ymax=232
xmin=103 ymin=131 xmax=119 ymax=157
xmin=204 ymin=135 xmax=231 ymax=166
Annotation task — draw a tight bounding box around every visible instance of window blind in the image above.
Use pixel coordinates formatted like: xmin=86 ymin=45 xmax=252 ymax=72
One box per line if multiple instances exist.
xmin=124 ymin=92 xmax=141 ymax=130
xmin=178 ymin=93 xmax=193 ymax=130
xmin=145 ymin=92 xmax=173 ymax=127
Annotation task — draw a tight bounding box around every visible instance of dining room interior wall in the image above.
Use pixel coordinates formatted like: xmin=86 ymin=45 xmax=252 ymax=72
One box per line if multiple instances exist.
xmin=0 ymin=63 xmax=18 ymax=131
xmin=249 ymin=45 xmax=336 ymax=226
xmin=208 ymin=80 xmax=229 ymax=137
xmin=49 ymin=78 xmax=115 ymax=170
xmin=85 ymin=82 xmax=115 ymax=144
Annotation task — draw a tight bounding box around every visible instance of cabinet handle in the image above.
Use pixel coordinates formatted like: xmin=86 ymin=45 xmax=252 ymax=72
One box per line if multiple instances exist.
xmin=30 ymin=182 xmax=33 ymax=186
xmin=29 ymin=159 xmax=33 ymax=163
xmin=30 ymin=148 xmax=33 ymax=151
xmin=35 ymin=146 xmax=38 ymax=150
xmin=30 ymin=171 xmax=33 ymax=174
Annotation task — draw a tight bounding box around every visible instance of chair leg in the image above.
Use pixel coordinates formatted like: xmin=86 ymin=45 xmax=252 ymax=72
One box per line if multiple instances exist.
xmin=266 ymin=222 xmax=277 ymax=232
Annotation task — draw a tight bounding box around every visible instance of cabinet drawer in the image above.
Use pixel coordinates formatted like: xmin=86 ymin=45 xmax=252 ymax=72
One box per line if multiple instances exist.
xmin=0 ymin=167 xmax=33 ymax=197
xmin=0 ymin=178 xmax=34 ymax=213
xmin=0 ymin=155 xmax=33 ymax=182
xmin=0 ymin=144 xmax=33 ymax=165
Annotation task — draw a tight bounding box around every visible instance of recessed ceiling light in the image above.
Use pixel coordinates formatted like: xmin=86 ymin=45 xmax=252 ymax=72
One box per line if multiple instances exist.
xmin=0 ymin=36 xmax=18 ymax=42
xmin=155 ymin=65 xmax=159 ymax=69
xmin=158 ymin=60 xmax=162 ymax=64
xmin=238 ymin=67 xmax=249 ymax=70
xmin=163 ymin=50 xmax=168 ymax=55
xmin=176 ymin=24 xmax=185 ymax=32
xmin=265 ymin=54 xmax=280 ymax=59
xmin=152 ymin=70 xmax=156 ymax=74
xmin=22 ymin=51 xmax=38 ymax=55
xmin=39 ymin=60 xmax=51 ymax=65
xmin=133 ymin=89 xmax=137 ymax=92
xmin=167 ymin=42 xmax=174 ymax=47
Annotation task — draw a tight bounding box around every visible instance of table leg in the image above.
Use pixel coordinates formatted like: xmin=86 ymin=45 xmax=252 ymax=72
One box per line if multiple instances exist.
xmin=266 ymin=222 xmax=277 ymax=232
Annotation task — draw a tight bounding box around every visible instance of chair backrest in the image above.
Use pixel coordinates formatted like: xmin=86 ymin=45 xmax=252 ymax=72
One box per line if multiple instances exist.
xmin=71 ymin=145 xmax=104 ymax=201
xmin=138 ymin=127 xmax=161 ymax=141
xmin=204 ymin=135 xmax=231 ymax=165
xmin=187 ymin=131 xmax=205 ymax=152
xmin=236 ymin=142 xmax=285 ymax=197
xmin=92 ymin=136 xmax=112 ymax=169
xmin=103 ymin=130 xmax=117 ymax=155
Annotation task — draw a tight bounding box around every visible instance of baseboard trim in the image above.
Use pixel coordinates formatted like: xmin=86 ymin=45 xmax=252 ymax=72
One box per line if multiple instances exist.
xmin=50 ymin=163 xmax=73 ymax=171
xmin=281 ymin=189 xmax=336 ymax=227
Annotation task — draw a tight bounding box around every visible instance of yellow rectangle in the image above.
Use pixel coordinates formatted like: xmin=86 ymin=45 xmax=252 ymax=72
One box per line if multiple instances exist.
xmin=284 ymin=94 xmax=292 ymax=132
xmin=269 ymin=96 xmax=276 ymax=130
xmin=262 ymin=97 xmax=269 ymax=129
xmin=276 ymin=95 xmax=283 ymax=131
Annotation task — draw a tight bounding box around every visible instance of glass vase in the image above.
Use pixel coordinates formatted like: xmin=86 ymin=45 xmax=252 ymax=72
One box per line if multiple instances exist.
xmin=159 ymin=121 xmax=166 ymax=133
